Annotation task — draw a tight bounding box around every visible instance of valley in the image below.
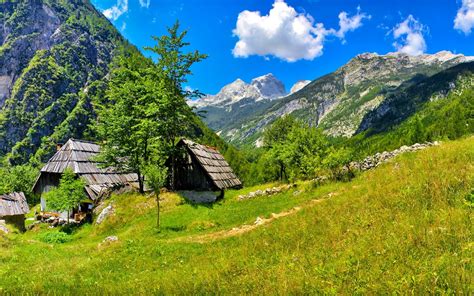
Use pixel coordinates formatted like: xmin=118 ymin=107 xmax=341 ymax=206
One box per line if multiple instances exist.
xmin=0 ymin=0 xmax=473 ymax=294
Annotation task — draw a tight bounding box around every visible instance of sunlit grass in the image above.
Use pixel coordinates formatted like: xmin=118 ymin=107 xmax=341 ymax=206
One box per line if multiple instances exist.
xmin=0 ymin=137 xmax=473 ymax=294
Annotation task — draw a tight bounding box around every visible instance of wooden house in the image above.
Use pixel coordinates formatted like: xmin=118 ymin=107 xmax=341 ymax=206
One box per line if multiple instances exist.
xmin=0 ymin=192 xmax=29 ymax=232
xmin=32 ymin=139 xmax=139 ymax=213
xmin=172 ymin=139 xmax=242 ymax=194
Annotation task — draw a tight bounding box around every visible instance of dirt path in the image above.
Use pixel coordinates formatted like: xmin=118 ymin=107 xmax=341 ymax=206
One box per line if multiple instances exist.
xmin=169 ymin=193 xmax=337 ymax=244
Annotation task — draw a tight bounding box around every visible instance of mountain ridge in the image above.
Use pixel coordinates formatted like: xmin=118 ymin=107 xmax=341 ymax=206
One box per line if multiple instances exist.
xmin=193 ymin=50 xmax=474 ymax=146
xmin=0 ymin=0 xmax=133 ymax=164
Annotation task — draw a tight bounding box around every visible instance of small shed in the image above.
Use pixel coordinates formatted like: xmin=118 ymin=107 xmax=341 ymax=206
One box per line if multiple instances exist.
xmin=32 ymin=139 xmax=139 ymax=210
xmin=172 ymin=139 xmax=242 ymax=193
xmin=0 ymin=192 xmax=29 ymax=232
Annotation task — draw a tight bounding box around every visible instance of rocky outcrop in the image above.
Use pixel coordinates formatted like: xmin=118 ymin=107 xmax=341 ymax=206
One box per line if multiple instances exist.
xmin=238 ymin=184 xmax=295 ymax=201
xmin=96 ymin=204 xmax=115 ymax=225
xmin=350 ymin=142 xmax=440 ymax=171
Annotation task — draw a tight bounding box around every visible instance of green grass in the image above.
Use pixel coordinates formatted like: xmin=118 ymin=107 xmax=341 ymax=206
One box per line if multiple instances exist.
xmin=0 ymin=137 xmax=473 ymax=294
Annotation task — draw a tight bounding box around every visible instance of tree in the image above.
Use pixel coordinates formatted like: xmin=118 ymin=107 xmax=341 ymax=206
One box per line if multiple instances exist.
xmin=96 ymin=22 xmax=207 ymax=193
xmin=44 ymin=169 xmax=85 ymax=223
xmin=144 ymin=21 xmax=208 ymax=188
xmin=144 ymin=163 xmax=168 ymax=230
xmin=262 ymin=115 xmax=299 ymax=181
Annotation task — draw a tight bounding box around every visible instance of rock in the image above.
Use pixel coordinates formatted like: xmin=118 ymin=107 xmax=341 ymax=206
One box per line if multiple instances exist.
xmin=254 ymin=217 xmax=265 ymax=225
xmin=0 ymin=220 xmax=9 ymax=234
xmin=96 ymin=205 xmax=114 ymax=225
xmin=103 ymin=236 xmax=118 ymax=243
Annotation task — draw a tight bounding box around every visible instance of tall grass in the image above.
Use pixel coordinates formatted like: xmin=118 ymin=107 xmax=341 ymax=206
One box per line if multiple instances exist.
xmin=0 ymin=137 xmax=472 ymax=294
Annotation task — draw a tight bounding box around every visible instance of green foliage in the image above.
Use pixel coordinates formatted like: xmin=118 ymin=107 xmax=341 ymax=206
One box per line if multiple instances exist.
xmin=44 ymin=169 xmax=85 ymax=219
xmin=253 ymin=115 xmax=342 ymax=183
xmin=96 ymin=22 xmax=206 ymax=193
xmin=144 ymin=164 xmax=168 ymax=229
xmin=0 ymin=164 xmax=38 ymax=203
xmin=37 ymin=231 xmax=72 ymax=244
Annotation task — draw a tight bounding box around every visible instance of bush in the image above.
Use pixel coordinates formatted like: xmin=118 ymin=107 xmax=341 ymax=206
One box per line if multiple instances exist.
xmin=38 ymin=232 xmax=72 ymax=244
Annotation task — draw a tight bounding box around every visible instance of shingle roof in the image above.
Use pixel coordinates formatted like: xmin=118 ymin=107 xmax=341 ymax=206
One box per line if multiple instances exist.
xmin=0 ymin=192 xmax=29 ymax=217
xmin=35 ymin=139 xmax=138 ymax=200
xmin=180 ymin=139 xmax=242 ymax=190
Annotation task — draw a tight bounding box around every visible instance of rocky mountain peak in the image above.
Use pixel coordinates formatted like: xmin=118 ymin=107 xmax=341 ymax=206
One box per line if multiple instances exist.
xmin=191 ymin=73 xmax=287 ymax=108
xmin=250 ymin=73 xmax=286 ymax=98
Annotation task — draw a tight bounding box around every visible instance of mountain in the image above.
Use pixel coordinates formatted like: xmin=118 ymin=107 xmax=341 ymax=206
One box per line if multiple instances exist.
xmin=191 ymin=73 xmax=286 ymax=108
xmin=190 ymin=74 xmax=310 ymax=141
xmin=198 ymin=51 xmax=474 ymax=146
xmin=0 ymin=0 xmax=133 ymax=164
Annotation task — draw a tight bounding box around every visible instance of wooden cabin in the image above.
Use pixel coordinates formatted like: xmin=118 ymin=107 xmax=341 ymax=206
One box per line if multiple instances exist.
xmin=172 ymin=139 xmax=242 ymax=194
xmin=0 ymin=192 xmax=29 ymax=232
xmin=32 ymin=139 xmax=139 ymax=213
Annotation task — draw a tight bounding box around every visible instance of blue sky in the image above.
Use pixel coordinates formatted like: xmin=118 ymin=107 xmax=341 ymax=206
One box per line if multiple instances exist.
xmin=91 ymin=0 xmax=474 ymax=95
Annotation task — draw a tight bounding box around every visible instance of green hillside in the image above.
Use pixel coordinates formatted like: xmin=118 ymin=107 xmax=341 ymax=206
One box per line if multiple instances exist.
xmin=0 ymin=0 xmax=133 ymax=164
xmin=1 ymin=137 xmax=472 ymax=294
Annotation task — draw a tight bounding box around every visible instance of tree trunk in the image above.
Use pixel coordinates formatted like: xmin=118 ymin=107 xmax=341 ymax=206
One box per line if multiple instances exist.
xmin=170 ymin=152 xmax=176 ymax=191
xmin=138 ymin=173 xmax=144 ymax=194
xmin=67 ymin=210 xmax=70 ymax=224
xmin=156 ymin=193 xmax=160 ymax=230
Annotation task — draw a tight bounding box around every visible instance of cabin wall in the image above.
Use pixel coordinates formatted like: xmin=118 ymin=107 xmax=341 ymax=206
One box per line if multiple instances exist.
xmin=33 ymin=173 xmax=62 ymax=211
xmin=33 ymin=173 xmax=61 ymax=196
xmin=174 ymin=152 xmax=215 ymax=191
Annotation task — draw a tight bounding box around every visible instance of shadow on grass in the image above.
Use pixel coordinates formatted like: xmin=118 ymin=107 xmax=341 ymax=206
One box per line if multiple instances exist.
xmin=162 ymin=225 xmax=186 ymax=232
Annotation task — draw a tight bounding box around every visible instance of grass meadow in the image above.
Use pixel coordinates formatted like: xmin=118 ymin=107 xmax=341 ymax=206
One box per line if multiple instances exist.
xmin=0 ymin=137 xmax=473 ymax=294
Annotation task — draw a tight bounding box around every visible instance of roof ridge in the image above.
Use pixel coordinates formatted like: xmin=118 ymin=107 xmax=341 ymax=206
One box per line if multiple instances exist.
xmin=69 ymin=138 xmax=99 ymax=145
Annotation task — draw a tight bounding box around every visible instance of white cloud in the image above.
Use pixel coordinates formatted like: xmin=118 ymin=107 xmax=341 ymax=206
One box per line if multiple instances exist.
xmin=454 ymin=0 xmax=474 ymax=34
xmin=336 ymin=7 xmax=371 ymax=43
xmin=120 ymin=22 xmax=127 ymax=32
xmin=139 ymin=0 xmax=150 ymax=9
xmin=103 ymin=0 xmax=129 ymax=21
xmin=232 ymin=0 xmax=368 ymax=62
xmin=392 ymin=15 xmax=427 ymax=56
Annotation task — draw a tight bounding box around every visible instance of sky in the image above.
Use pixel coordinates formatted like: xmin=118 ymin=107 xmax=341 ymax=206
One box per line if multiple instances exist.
xmin=90 ymin=0 xmax=474 ymax=95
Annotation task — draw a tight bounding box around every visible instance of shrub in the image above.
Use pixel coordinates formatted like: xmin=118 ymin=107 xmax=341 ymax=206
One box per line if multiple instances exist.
xmin=38 ymin=232 xmax=72 ymax=244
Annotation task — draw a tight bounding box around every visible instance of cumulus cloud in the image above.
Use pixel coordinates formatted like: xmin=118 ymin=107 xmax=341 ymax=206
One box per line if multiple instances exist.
xmin=392 ymin=15 xmax=427 ymax=56
xmin=336 ymin=7 xmax=371 ymax=43
xmin=454 ymin=0 xmax=474 ymax=34
xmin=232 ymin=0 xmax=368 ymax=62
xmin=103 ymin=0 xmax=129 ymax=21
xmin=139 ymin=0 xmax=151 ymax=9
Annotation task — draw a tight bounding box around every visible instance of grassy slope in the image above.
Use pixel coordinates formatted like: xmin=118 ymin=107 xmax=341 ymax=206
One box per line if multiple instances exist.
xmin=0 ymin=137 xmax=473 ymax=294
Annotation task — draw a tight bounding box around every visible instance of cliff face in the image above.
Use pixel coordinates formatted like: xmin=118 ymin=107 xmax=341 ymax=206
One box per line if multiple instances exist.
xmin=0 ymin=0 xmax=132 ymax=164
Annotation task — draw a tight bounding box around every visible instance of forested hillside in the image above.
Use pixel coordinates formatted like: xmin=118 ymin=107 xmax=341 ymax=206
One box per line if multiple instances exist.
xmin=0 ymin=0 xmax=133 ymax=164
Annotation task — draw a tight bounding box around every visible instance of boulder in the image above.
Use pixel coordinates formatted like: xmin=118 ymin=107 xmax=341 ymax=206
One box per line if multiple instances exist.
xmin=0 ymin=220 xmax=9 ymax=234
xmin=103 ymin=236 xmax=118 ymax=243
xmin=96 ymin=205 xmax=115 ymax=225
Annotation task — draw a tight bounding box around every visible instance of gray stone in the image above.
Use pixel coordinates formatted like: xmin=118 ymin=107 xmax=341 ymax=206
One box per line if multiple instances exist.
xmin=103 ymin=236 xmax=118 ymax=243
xmin=96 ymin=205 xmax=115 ymax=225
xmin=0 ymin=220 xmax=9 ymax=234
